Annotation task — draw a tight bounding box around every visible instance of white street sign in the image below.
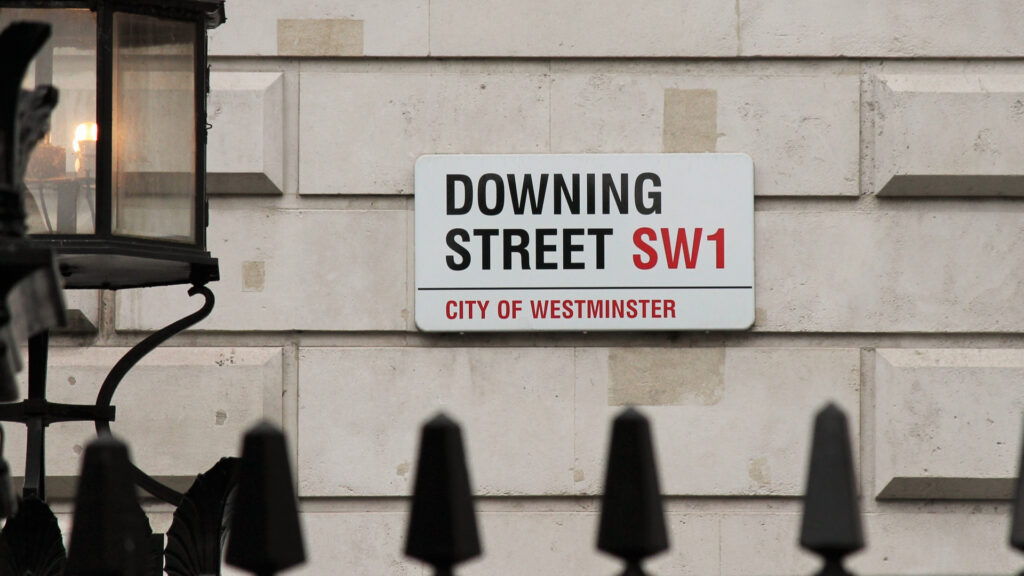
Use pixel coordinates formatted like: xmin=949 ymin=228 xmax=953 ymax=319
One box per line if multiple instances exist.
xmin=414 ymin=154 xmax=754 ymax=331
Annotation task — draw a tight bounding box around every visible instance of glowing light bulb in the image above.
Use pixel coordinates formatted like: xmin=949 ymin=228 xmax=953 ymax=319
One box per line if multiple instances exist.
xmin=72 ymin=122 xmax=98 ymax=153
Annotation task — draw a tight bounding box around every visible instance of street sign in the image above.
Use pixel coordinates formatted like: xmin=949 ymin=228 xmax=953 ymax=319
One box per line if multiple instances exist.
xmin=414 ymin=153 xmax=754 ymax=331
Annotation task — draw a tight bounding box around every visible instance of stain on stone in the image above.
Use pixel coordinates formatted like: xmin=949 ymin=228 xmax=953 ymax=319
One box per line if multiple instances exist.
xmin=67 ymin=375 xmax=76 ymax=386
xmin=396 ymin=461 xmax=411 ymax=477
xmin=242 ymin=261 xmax=265 ymax=292
xmin=663 ymin=89 xmax=718 ymax=153
xmin=607 ymin=348 xmax=725 ymax=406
xmin=277 ymin=19 xmax=364 ymax=57
xmin=73 ymin=444 xmax=83 ymax=455
xmin=573 ymin=469 xmax=585 ymax=483
xmin=215 ymin=410 xmax=228 ymax=425
xmin=748 ymin=457 xmax=771 ymax=486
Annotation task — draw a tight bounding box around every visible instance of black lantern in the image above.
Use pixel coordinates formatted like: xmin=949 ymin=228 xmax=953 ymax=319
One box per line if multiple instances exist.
xmin=0 ymin=12 xmax=305 ymax=576
xmin=0 ymin=0 xmax=223 ymax=289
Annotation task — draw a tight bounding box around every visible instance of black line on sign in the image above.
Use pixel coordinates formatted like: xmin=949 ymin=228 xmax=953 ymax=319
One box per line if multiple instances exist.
xmin=417 ymin=286 xmax=753 ymax=291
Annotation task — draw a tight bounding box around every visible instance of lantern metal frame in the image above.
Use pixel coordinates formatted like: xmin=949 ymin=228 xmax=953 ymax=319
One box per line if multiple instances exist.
xmin=0 ymin=11 xmax=297 ymax=576
xmin=3 ymin=0 xmax=224 ymax=290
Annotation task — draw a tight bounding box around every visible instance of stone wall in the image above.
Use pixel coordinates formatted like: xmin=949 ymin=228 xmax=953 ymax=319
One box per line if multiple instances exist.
xmin=34 ymin=2 xmax=1024 ymax=575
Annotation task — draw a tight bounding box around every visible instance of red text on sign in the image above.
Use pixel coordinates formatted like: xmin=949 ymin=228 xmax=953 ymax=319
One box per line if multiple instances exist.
xmin=632 ymin=227 xmax=725 ymax=270
xmin=530 ymin=298 xmax=676 ymax=319
xmin=446 ymin=300 xmax=489 ymax=319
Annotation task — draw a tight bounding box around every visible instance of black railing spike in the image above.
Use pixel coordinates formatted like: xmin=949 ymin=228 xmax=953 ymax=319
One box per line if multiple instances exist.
xmin=1010 ymin=418 xmax=1024 ymax=553
xmin=597 ymin=407 xmax=668 ymax=575
xmin=224 ymin=421 xmax=306 ymax=576
xmin=800 ymin=403 xmax=864 ymax=576
xmin=65 ymin=435 xmax=150 ymax=576
xmin=405 ymin=412 xmax=481 ymax=575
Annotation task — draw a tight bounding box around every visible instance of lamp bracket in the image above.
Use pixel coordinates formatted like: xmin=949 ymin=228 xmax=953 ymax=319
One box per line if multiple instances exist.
xmin=95 ymin=283 xmax=215 ymax=506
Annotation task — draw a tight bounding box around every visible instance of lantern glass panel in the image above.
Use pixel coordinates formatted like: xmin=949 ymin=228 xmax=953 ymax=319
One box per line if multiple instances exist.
xmin=0 ymin=8 xmax=97 ymax=236
xmin=112 ymin=12 xmax=196 ymax=243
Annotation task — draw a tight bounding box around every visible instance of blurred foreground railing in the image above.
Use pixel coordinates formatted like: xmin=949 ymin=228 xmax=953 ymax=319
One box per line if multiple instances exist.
xmin=403 ymin=403 xmax=1024 ymax=576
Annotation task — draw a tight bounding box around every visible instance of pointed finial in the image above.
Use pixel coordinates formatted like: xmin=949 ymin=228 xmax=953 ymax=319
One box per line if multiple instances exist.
xmin=800 ymin=403 xmax=864 ymax=576
xmin=225 ymin=421 xmax=306 ymax=576
xmin=65 ymin=436 xmax=150 ymax=576
xmin=405 ymin=412 xmax=481 ymax=574
xmin=597 ymin=407 xmax=668 ymax=575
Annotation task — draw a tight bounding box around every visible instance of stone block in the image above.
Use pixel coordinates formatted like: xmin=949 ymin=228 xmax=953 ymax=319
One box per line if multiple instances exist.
xmin=61 ymin=290 xmax=100 ymax=333
xmin=720 ymin=513 xmax=816 ymax=576
xmin=574 ymin=348 xmax=860 ymax=496
xmin=465 ymin=511 xmax=718 ymax=576
xmin=550 ymin=63 xmax=860 ymax=196
xmin=295 ymin=512 xmax=423 ymax=576
xmin=755 ymin=210 xmax=1024 ymax=332
xmin=429 ymin=0 xmax=737 ymax=57
xmin=207 ymin=0 xmax=428 ymax=56
xmin=208 ymin=72 xmax=285 ymax=195
xmin=720 ymin=510 xmax=1021 ymax=576
xmin=117 ymin=206 xmax=1024 ymax=334
xmin=296 ymin=347 xmax=576 ymax=496
xmin=115 ymin=205 xmax=408 ymax=331
xmin=465 ymin=512 xmax=611 ymax=576
xmin=872 ymin=73 xmax=1024 ymax=196
xmin=295 ymin=508 xmax=717 ymax=576
xmin=5 ymin=347 xmax=282 ymax=496
xmin=875 ymin=349 xmax=1024 ymax=499
xmin=850 ymin=510 xmax=1019 ymax=574
xmin=739 ymin=1 xmax=1024 ymax=57
xmin=298 ymin=64 xmax=550 ymax=195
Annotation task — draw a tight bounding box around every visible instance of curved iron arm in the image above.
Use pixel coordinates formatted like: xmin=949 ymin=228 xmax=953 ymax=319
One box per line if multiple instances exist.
xmin=95 ymin=284 xmax=215 ymax=506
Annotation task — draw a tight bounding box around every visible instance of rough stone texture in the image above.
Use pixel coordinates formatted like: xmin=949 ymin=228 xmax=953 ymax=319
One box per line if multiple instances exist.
xmin=739 ymin=1 xmax=1024 ymax=57
xmin=720 ymin=513 xmax=816 ymax=576
xmin=874 ymin=349 xmax=1024 ymax=499
xmin=464 ymin=511 xmax=718 ymax=576
xmin=294 ymin=512 xmax=424 ymax=576
xmin=428 ymin=0 xmax=737 ymax=57
xmin=549 ymin=63 xmax=860 ymax=196
xmin=208 ymin=72 xmax=285 ymax=195
xmin=298 ymin=62 xmax=860 ymax=197
xmin=850 ymin=510 xmax=1020 ymax=574
xmin=296 ymin=347 xmax=576 ymax=496
xmin=6 ymin=347 xmax=281 ymax=491
xmin=207 ymin=0 xmax=427 ymax=56
xmin=294 ymin=507 xmax=1022 ymax=576
xmin=207 ymin=0 xmax=1024 ymax=58
xmin=297 ymin=346 xmax=857 ymax=498
xmin=755 ymin=210 xmax=1024 ymax=332
xmin=298 ymin=64 xmax=550 ymax=195
xmin=720 ymin=510 xmax=1021 ymax=575
xmin=114 ymin=205 xmax=408 ymax=331
xmin=574 ymin=348 xmax=860 ymax=496
xmin=295 ymin=509 xmax=717 ymax=576
xmin=872 ymin=73 xmax=1024 ymax=196
xmin=115 ymin=205 xmax=1024 ymax=334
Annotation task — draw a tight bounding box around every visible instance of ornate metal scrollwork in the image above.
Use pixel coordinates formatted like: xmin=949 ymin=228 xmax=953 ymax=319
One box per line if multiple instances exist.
xmin=0 ymin=497 xmax=66 ymax=576
xmin=165 ymin=458 xmax=240 ymax=576
xmin=94 ymin=284 xmax=216 ymax=505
